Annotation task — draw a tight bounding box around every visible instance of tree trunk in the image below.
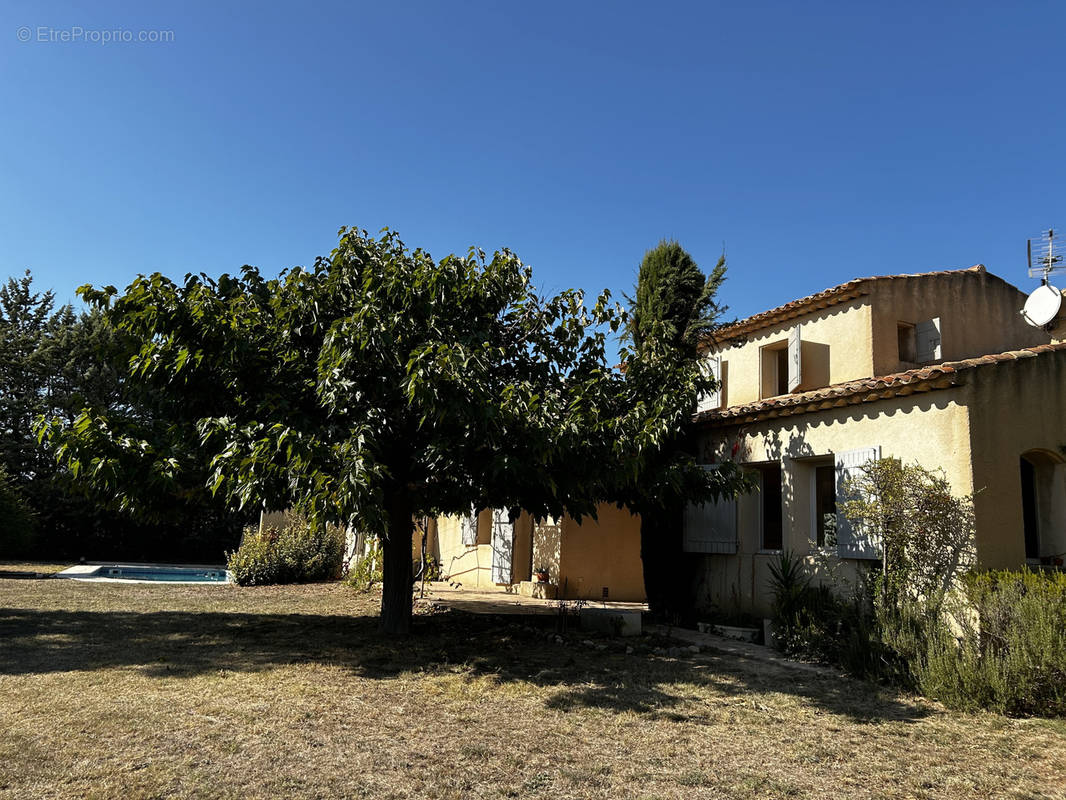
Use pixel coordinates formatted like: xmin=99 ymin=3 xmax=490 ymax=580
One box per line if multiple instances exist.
xmin=640 ymin=503 xmax=687 ymax=619
xmin=380 ymin=496 xmax=415 ymax=636
xmin=640 ymin=515 xmax=670 ymax=617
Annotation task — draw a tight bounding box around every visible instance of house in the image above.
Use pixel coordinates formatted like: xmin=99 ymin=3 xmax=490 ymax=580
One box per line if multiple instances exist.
xmin=430 ymin=505 xmax=645 ymax=602
xmin=688 ymin=264 xmax=1066 ymax=617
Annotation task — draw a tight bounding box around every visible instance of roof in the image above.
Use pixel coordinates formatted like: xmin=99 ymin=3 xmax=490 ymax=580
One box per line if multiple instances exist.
xmin=712 ymin=264 xmax=1007 ymax=343
xmin=694 ymin=342 xmax=1066 ymax=427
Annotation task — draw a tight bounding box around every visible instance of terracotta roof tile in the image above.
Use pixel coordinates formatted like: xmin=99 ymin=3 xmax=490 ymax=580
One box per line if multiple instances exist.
xmin=695 ymin=341 xmax=1066 ymax=426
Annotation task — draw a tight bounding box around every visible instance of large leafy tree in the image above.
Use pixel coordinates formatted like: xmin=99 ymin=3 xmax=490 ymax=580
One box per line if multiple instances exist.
xmin=44 ymin=228 xmax=741 ymax=634
xmin=0 ymin=270 xmax=244 ymax=559
xmin=623 ymin=240 xmax=743 ymax=617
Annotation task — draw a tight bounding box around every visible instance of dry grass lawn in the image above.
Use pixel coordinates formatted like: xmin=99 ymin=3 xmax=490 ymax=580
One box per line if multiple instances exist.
xmin=1 ymin=572 xmax=1064 ymax=799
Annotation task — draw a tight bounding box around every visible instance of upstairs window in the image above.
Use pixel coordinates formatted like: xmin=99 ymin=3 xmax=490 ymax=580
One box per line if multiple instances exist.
xmin=897 ymin=323 xmax=916 ymax=363
xmin=696 ymin=356 xmax=724 ymax=413
xmin=760 ymin=324 xmax=803 ymax=398
xmin=898 ymin=318 xmax=941 ymax=364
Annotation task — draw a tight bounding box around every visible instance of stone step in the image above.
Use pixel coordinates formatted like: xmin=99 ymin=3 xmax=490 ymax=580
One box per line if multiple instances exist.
xmin=516 ymin=580 xmax=558 ymax=599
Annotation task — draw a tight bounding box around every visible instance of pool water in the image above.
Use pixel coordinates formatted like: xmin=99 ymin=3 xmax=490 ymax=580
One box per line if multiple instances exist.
xmin=56 ymin=564 xmax=231 ymax=583
xmin=99 ymin=566 xmax=228 ymax=582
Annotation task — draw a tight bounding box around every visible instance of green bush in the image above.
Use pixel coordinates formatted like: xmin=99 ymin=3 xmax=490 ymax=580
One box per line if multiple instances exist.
xmin=227 ymin=520 xmax=345 ymax=586
xmin=344 ymin=541 xmax=383 ymax=591
xmin=914 ymin=569 xmax=1066 ymax=716
xmin=0 ymin=466 xmax=36 ymax=558
xmin=768 ymin=552 xmax=914 ymax=682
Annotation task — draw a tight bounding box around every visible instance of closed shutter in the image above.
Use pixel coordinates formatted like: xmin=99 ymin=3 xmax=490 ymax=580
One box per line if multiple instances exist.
xmin=460 ymin=509 xmax=478 ymax=546
xmin=696 ymin=356 xmax=722 ymax=413
xmin=835 ymin=446 xmax=881 ymax=560
xmin=490 ymin=509 xmax=514 ymax=584
xmin=684 ymin=468 xmax=738 ymax=553
xmin=915 ymin=318 xmax=941 ymax=362
xmin=788 ymin=325 xmax=802 ymax=391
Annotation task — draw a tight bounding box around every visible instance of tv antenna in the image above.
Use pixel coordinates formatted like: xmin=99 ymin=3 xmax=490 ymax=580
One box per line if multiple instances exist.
xmin=1027 ymin=229 xmax=1066 ymax=282
xmin=1021 ymin=228 xmax=1064 ymax=328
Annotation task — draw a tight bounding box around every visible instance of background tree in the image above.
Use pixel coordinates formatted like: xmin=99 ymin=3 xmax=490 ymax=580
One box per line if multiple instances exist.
xmin=44 ymin=227 xmax=742 ymax=634
xmin=622 ymin=240 xmax=743 ymax=618
xmin=0 ymin=270 xmax=245 ymax=560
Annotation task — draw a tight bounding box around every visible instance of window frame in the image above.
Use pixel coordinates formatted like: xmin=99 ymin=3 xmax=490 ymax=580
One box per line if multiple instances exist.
xmin=754 ymin=462 xmax=784 ymax=553
xmin=808 ymin=458 xmax=837 ymax=551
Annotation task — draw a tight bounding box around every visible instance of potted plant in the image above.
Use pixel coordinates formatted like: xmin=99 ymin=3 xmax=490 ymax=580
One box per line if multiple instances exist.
xmin=533 ymin=566 xmax=550 ymax=583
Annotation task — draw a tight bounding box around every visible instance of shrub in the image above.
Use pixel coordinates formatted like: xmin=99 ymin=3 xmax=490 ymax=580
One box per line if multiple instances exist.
xmin=227 ymin=520 xmax=345 ymax=586
xmin=914 ymin=569 xmax=1066 ymax=716
xmin=344 ymin=540 xmax=384 ymax=591
xmin=768 ymin=552 xmax=888 ymax=676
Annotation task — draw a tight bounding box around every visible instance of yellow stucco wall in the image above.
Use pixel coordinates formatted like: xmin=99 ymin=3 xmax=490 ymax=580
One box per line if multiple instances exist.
xmin=435 ymin=503 xmax=646 ymax=601
xmin=964 ymin=351 xmax=1066 ymax=567
xmin=436 ymin=510 xmax=497 ymax=588
xmin=707 ymin=269 xmax=1051 ymax=416
xmin=869 ymin=269 xmax=1051 ymax=376
xmin=559 ymin=504 xmax=646 ymax=602
xmin=708 ymin=299 xmax=874 ymax=407
xmin=531 ymin=517 xmax=562 ymax=580
xmin=696 ymin=390 xmax=973 ymax=616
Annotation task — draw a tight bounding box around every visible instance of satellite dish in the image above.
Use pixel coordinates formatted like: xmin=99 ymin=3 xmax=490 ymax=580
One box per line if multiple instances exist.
xmin=1021 ymin=283 xmax=1062 ymax=327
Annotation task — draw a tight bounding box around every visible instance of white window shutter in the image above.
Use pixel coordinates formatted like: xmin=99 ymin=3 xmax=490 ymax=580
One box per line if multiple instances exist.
xmin=788 ymin=325 xmax=802 ymax=392
xmin=684 ymin=466 xmax=738 ymax=553
xmin=835 ymin=446 xmax=881 ymax=560
xmin=696 ymin=356 xmax=721 ymax=413
xmin=461 ymin=509 xmax=478 ymax=546
xmin=490 ymin=509 xmax=515 ymax=584
xmin=915 ymin=318 xmax=941 ymax=362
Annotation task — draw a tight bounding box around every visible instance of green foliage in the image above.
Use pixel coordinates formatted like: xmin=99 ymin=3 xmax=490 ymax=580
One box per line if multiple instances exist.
xmin=625 ymin=240 xmax=728 ymax=353
xmin=621 ymin=241 xmax=748 ymax=617
xmin=421 ymin=555 xmax=441 ymax=582
xmin=0 ymin=464 xmax=36 ymax=556
xmin=767 ymin=550 xmax=811 ymax=628
xmin=344 ymin=542 xmax=384 ymax=591
xmin=0 ymin=270 xmax=246 ymax=562
xmin=912 ymin=569 xmax=1066 ymax=716
xmin=227 ymin=521 xmax=345 ymax=586
xmin=840 ymin=458 xmax=976 ymax=606
xmin=41 ymin=227 xmax=748 ymax=633
xmin=767 ymin=552 xmax=885 ymax=674
xmin=773 ymin=463 xmax=1065 ymax=716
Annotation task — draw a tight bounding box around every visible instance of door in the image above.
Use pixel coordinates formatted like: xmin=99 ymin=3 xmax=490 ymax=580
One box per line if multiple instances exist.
xmin=491 ymin=509 xmax=514 ymax=585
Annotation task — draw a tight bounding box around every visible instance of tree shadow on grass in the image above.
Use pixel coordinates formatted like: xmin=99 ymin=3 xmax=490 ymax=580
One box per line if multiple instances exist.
xmin=0 ymin=604 xmax=930 ymax=725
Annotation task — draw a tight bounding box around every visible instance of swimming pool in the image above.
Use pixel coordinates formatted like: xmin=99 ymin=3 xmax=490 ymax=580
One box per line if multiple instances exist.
xmin=55 ymin=564 xmax=232 ymax=583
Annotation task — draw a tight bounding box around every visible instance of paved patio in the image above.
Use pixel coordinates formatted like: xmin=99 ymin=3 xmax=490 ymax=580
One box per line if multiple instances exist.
xmin=417 ymin=581 xmax=648 ymax=616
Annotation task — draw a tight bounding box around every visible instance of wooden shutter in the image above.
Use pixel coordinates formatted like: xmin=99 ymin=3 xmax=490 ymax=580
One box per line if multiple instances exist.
xmin=490 ymin=509 xmax=514 ymax=584
xmin=835 ymin=446 xmax=881 ymax=560
xmin=788 ymin=325 xmax=802 ymax=392
xmin=684 ymin=467 xmax=738 ymax=553
xmin=460 ymin=509 xmax=478 ymax=546
xmin=696 ymin=356 xmax=722 ymax=413
xmin=915 ymin=318 xmax=941 ymax=362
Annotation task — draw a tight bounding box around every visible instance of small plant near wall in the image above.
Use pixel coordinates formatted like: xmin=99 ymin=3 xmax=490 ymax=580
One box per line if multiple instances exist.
xmin=345 ymin=540 xmax=384 ymax=591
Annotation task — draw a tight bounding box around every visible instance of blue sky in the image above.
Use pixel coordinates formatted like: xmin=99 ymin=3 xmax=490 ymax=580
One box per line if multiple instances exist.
xmin=2 ymin=1 xmax=1064 ymax=333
